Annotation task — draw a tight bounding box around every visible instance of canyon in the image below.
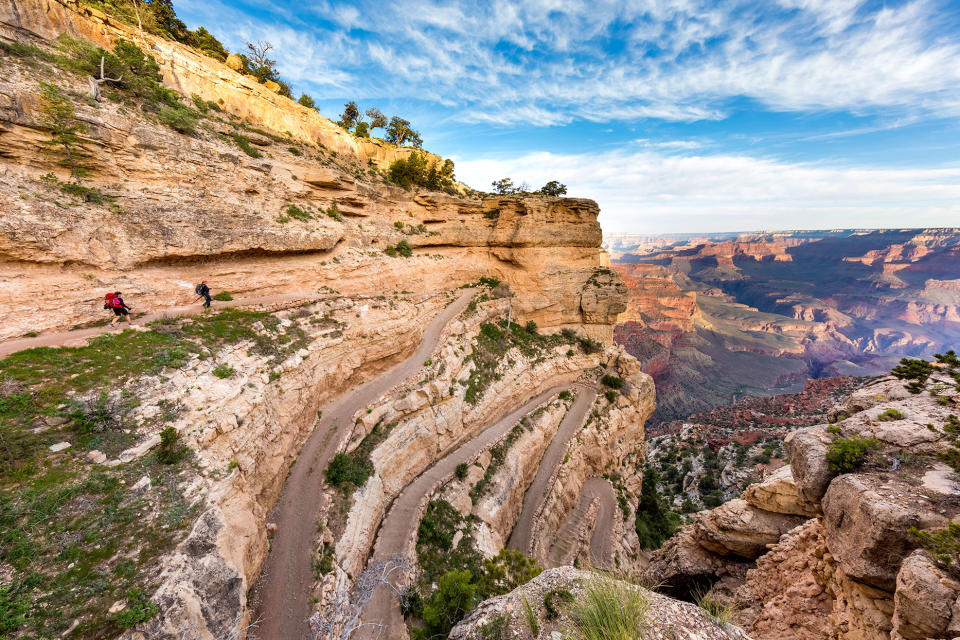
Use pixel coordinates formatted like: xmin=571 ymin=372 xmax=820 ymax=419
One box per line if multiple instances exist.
xmin=0 ymin=3 xmax=674 ymax=639
xmin=608 ymin=230 xmax=960 ymax=423
xmin=1 ymin=2 xmax=958 ymax=640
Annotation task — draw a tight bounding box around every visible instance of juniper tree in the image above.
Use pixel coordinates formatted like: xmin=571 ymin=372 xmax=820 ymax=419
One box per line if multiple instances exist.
xmin=38 ymin=82 xmax=90 ymax=182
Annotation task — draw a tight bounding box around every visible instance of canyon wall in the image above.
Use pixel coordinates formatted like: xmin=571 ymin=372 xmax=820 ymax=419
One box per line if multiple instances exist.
xmin=643 ymin=372 xmax=960 ymax=640
xmin=0 ymin=5 xmax=622 ymax=342
xmin=0 ymin=6 xmax=646 ymax=638
xmin=609 ymin=230 xmax=960 ymax=423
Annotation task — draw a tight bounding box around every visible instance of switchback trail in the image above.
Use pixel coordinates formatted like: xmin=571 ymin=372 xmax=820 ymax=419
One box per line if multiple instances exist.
xmin=507 ymin=387 xmax=597 ymax=555
xmin=0 ymin=292 xmax=316 ymax=358
xmin=249 ymin=290 xmax=474 ymax=640
xmin=546 ymin=477 xmax=617 ymax=568
xmin=361 ymin=385 xmax=576 ymax=639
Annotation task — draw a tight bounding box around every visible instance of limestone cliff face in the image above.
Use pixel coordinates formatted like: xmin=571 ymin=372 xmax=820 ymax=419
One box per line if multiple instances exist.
xmin=643 ymin=374 xmax=960 ymax=640
xmin=0 ymin=0 xmax=437 ymax=166
xmin=0 ymin=5 xmax=621 ymax=342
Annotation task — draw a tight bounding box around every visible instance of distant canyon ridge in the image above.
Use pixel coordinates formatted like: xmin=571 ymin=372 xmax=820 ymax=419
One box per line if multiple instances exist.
xmin=606 ymin=228 xmax=960 ymax=423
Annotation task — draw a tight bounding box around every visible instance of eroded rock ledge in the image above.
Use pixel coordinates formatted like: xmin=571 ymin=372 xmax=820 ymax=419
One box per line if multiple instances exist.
xmin=643 ymin=375 xmax=960 ymax=640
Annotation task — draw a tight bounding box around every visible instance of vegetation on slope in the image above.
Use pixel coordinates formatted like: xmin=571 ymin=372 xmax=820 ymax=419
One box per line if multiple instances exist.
xmin=0 ymin=309 xmax=306 ymax=637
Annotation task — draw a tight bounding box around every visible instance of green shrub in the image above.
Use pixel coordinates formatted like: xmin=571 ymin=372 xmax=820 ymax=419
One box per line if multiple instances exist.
xmin=910 ymin=522 xmax=960 ymax=569
xmin=605 ymin=390 xmax=617 ymax=403
xmin=413 ymin=569 xmax=478 ymax=640
xmin=826 ymin=436 xmax=880 ymax=474
xmin=477 ymin=614 xmax=510 ymax=640
xmin=324 ymin=421 xmax=394 ymax=490
xmin=455 ymin=462 xmax=468 ymax=481
xmin=478 ymin=276 xmax=501 ymax=288
xmin=212 ymin=291 xmax=233 ymax=301
xmin=288 ymin=146 xmax=302 ymax=156
xmin=544 ymin=587 xmax=574 ymax=620
xmin=285 ymin=204 xmax=312 ymax=221
xmin=232 ymin=133 xmax=263 ymax=158
xmin=892 ymin=357 xmax=935 ymax=393
xmin=635 ymin=465 xmax=680 ymax=550
xmin=826 ymin=424 xmax=842 ymax=435
xmin=111 ymin=588 xmax=158 ymax=628
xmin=0 ymin=583 xmax=30 ymax=633
xmin=156 ymin=426 xmax=187 ymax=464
xmin=211 ymin=363 xmax=235 ymax=379
xmin=190 ymin=93 xmax=208 ymax=113
xmin=157 ymin=105 xmax=198 ymax=135
xmin=479 ymin=549 xmax=542 ymax=598
xmin=567 ymin=576 xmax=648 ymax=640
xmin=601 ymin=375 xmax=624 ymax=389
xmin=396 ymin=240 xmax=413 ymax=257
xmin=325 ymin=452 xmax=369 ymax=489
xmin=878 ymin=408 xmax=905 ymax=421
xmin=384 ymin=245 xmax=398 ymax=257
xmin=326 ymin=206 xmax=344 ymax=222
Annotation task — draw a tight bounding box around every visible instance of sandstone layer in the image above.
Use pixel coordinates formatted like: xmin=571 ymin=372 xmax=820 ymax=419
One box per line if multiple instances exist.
xmin=643 ymin=373 xmax=960 ymax=640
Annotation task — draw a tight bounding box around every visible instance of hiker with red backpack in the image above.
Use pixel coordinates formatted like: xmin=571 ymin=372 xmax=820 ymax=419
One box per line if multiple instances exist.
xmin=104 ymin=291 xmax=134 ymax=328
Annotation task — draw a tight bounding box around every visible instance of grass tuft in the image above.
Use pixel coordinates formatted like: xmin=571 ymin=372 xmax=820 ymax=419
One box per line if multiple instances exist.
xmin=566 ymin=576 xmax=649 ymax=640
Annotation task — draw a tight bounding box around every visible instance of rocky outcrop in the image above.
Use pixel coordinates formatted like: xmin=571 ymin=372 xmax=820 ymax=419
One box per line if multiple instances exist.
xmin=449 ymin=567 xmax=753 ymax=640
xmin=644 ymin=374 xmax=960 ymax=640
xmin=0 ymin=52 xmax=620 ymax=343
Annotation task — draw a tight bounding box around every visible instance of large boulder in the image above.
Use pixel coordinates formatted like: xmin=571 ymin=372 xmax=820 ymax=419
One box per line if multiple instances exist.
xmin=693 ymin=498 xmax=807 ymax=559
xmin=891 ymin=550 xmax=960 ymax=640
xmin=822 ymin=474 xmax=948 ymax=591
xmin=743 ymin=466 xmax=819 ymax=517
xmin=785 ymin=427 xmax=833 ymax=503
xmin=642 ymin=525 xmax=752 ymax=597
xmin=449 ymin=567 xmax=753 ymax=640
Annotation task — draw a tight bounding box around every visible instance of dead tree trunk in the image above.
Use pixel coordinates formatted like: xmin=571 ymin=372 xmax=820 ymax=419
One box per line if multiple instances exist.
xmin=87 ymin=56 xmax=122 ymax=102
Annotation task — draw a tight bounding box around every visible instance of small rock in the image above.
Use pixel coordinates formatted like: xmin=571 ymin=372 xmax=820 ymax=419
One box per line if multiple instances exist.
xmin=87 ymin=450 xmax=107 ymax=464
xmin=49 ymin=441 xmax=71 ymax=452
xmin=108 ymin=599 xmax=126 ymax=615
xmin=266 ymin=522 xmax=278 ymax=535
xmin=131 ymin=476 xmax=152 ymax=493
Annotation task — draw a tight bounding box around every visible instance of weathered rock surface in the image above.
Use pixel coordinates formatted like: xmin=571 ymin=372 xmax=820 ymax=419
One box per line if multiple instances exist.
xmin=0 ymin=0 xmax=623 ymax=342
xmin=646 ymin=375 xmax=960 ymax=640
xmin=891 ymin=550 xmax=960 ymax=640
xmin=742 ymin=466 xmax=819 ymax=517
xmin=449 ymin=567 xmax=753 ymax=640
xmin=693 ymin=498 xmax=807 ymax=559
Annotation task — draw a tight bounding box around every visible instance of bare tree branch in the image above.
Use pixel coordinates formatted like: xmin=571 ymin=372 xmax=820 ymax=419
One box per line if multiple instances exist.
xmin=88 ymin=55 xmax=122 ymax=102
xmin=309 ymin=556 xmax=410 ymax=640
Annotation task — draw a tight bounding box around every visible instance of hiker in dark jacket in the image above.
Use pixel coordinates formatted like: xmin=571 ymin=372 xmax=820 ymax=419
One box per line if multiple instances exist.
xmin=105 ymin=291 xmax=133 ymax=328
xmin=195 ymin=281 xmax=212 ymax=309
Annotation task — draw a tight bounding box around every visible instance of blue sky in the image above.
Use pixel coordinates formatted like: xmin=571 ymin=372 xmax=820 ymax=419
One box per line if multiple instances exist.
xmin=177 ymin=0 xmax=960 ymax=233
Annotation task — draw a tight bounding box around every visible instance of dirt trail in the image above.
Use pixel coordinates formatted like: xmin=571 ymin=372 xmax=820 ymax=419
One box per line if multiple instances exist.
xmin=507 ymin=387 xmax=597 ymax=555
xmin=546 ymin=477 xmax=617 ymax=568
xmin=360 ymin=385 xmax=576 ymax=639
xmin=248 ymin=291 xmax=474 ymax=640
xmin=0 ymin=292 xmax=317 ymax=358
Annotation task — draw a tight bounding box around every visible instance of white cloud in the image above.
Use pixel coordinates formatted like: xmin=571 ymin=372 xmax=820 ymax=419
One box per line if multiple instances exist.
xmin=455 ymin=148 xmax=960 ymax=233
xmin=179 ymin=0 xmax=960 ymax=126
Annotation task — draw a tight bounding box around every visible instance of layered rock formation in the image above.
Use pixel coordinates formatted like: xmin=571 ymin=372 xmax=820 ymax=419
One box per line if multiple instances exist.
xmin=0 ymin=3 xmax=621 ymax=342
xmin=0 ymin=6 xmax=643 ymax=639
xmin=608 ymin=229 xmax=960 ymax=423
xmin=643 ymin=370 xmax=960 ymax=640
xmin=450 ymin=567 xmax=752 ymax=640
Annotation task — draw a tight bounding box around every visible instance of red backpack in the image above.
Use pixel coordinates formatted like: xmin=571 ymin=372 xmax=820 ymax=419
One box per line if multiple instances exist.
xmin=104 ymin=293 xmax=117 ymax=309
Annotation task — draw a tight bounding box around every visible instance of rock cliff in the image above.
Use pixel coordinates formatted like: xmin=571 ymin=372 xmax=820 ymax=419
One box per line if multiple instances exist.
xmin=643 ymin=360 xmax=960 ymax=640
xmin=0 ymin=4 xmax=649 ymax=639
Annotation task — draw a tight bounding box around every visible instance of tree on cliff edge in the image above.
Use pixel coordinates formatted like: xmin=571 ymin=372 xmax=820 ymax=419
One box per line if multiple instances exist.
xmin=38 ymin=82 xmax=90 ymax=183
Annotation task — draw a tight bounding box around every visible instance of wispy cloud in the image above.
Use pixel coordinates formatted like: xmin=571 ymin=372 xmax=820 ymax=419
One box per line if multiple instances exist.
xmin=455 ymin=149 xmax=960 ymax=233
xmin=179 ymin=0 xmax=960 ymax=127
